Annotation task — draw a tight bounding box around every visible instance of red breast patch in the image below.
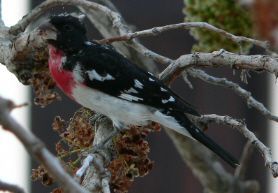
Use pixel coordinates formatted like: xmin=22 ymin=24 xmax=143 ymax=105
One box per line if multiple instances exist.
xmin=48 ymin=45 xmax=75 ymax=98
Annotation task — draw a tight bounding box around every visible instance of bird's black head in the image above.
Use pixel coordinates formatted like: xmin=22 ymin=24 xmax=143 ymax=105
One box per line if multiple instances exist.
xmin=39 ymin=14 xmax=87 ymax=53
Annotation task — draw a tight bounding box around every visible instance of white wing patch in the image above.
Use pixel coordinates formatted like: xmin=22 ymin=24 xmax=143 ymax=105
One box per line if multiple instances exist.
xmin=119 ymin=93 xmax=143 ymax=102
xmin=125 ymin=87 xmax=138 ymax=94
xmin=149 ymin=77 xmax=155 ymax=82
xmin=169 ymin=96 xmax=175 ymax=102
xmin=162 ymin=96 xmax=175 ymax=104
xmin=134 ymin=79 xmax=143 ymax=89
xmin=160 ymin=87 xmax=167 ymax=92
xmin=85 ymin=41 xmax=97 ymax=46
xmin=161 ymin=99 xmax=168 ymax=104
xmin=87 ymin=69 xmax=115 ymax=81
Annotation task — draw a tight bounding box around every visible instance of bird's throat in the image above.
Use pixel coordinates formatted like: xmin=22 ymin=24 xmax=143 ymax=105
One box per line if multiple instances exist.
xmin=48 ymin=45 xmax=75 ymax=98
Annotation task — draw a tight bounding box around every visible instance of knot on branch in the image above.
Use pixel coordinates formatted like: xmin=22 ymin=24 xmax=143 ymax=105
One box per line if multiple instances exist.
xmin=10 ymin=30 xmax=48 ymax=84
xmin=7 ymin=29 xmax=60 ymax=107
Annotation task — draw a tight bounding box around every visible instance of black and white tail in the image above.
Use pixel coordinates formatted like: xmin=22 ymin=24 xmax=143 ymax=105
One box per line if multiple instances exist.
xmin=171 ymin=111 xmax=239 ymax=168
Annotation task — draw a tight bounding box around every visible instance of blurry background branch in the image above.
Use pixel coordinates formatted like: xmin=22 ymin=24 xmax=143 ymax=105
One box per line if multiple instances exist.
xmin=0 ymin=97 xmax=88 ymax=193
xmin=0 ymin=179 xmax=25 ymax=193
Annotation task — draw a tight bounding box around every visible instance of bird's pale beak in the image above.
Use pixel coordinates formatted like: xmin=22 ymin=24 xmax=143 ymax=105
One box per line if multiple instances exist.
xmin=37 ymin=22 xmax=57 ymax=41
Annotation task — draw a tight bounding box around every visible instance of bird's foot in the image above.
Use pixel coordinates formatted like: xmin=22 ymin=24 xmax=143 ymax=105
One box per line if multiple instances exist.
xmin=89 ymin=117 xmax=128 ymax=154
xmin=90 ymin=128 xmax=121 ymax=155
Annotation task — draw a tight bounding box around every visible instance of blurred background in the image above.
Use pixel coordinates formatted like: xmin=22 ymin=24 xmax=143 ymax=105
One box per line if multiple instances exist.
xmin=0 ymin=0 xmax=278 ymax=192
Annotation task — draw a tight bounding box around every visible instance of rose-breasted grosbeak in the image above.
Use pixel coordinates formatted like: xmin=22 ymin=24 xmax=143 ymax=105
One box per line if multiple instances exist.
xmin=38 ymin=14 xmax=238 ymax=167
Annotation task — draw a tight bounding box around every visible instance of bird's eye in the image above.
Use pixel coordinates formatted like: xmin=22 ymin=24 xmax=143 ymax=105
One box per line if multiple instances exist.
xmin=63 ymin=24 xmax=74 ymax=31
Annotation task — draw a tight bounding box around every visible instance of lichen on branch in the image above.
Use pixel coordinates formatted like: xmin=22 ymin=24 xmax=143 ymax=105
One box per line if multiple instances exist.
xmin=184 ymin=0 xmax=253 ymax=52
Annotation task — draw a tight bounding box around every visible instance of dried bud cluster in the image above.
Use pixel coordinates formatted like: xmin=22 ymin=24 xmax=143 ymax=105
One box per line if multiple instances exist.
xmin=32 ymin=107 xmax=160 ymax=193
xmin=55 ymin=108 xmax=95 ymax=147
xmin=32 ymin=108 xmax=95 ymax=186
xmin=31 ymin=165 xmax=54 ymax=186
xmin=54 ymin=108 xmax=95 ymax=173
xmin=109 ymin=122 xmax=160 ymax=193
xmin=30 ymin=71 xmax=61 ymax=107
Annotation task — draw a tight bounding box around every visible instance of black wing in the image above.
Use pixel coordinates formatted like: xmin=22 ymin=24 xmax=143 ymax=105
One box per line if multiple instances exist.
xmin=67 ymin=41 xmax=200 ymax=116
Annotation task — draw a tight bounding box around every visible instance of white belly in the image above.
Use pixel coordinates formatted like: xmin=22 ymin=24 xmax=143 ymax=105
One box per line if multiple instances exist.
xmin=72 ymin=85 xmax=152 ymax=127
xmin=72 ymin=84 xmax=191 ymax=137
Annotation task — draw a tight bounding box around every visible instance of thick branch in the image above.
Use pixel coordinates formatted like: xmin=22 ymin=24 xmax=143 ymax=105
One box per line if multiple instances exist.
xmin=160 ymin=50 xmax=278 ymax=83
xmin=0 ymin=97 xmax=88 ymax=193
xmin=9 ymin=0 xmax=159 ymax=72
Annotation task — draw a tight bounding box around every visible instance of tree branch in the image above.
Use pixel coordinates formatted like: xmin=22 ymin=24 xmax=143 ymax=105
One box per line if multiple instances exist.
xmin=188 ymin=68 xmax=278 ymax=122
xmin=98 ymin=22 xmax=269 ymax=51
xmin=9 ymin=0 xmax=160 ymax=72
xmin=160 ymin=50 xmax=278 ymax=84
xmin=197 ymin=114 xmax=278 ymax=178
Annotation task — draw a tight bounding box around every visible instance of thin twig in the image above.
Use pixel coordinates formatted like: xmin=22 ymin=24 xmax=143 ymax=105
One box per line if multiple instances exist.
xmin=198 ymin=114 xmax=278 ymax=178
xmin=76 ymin=155 xmax=94 ymax=182
xmin=188 ymin=68 xmax=278 ymax=122
xmin=99 ymin=22 xmax=269 ymax=51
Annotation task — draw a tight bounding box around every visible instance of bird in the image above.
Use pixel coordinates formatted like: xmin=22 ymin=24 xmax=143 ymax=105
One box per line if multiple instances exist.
xmin=38 ymin=14 xmax=239 ymax=167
